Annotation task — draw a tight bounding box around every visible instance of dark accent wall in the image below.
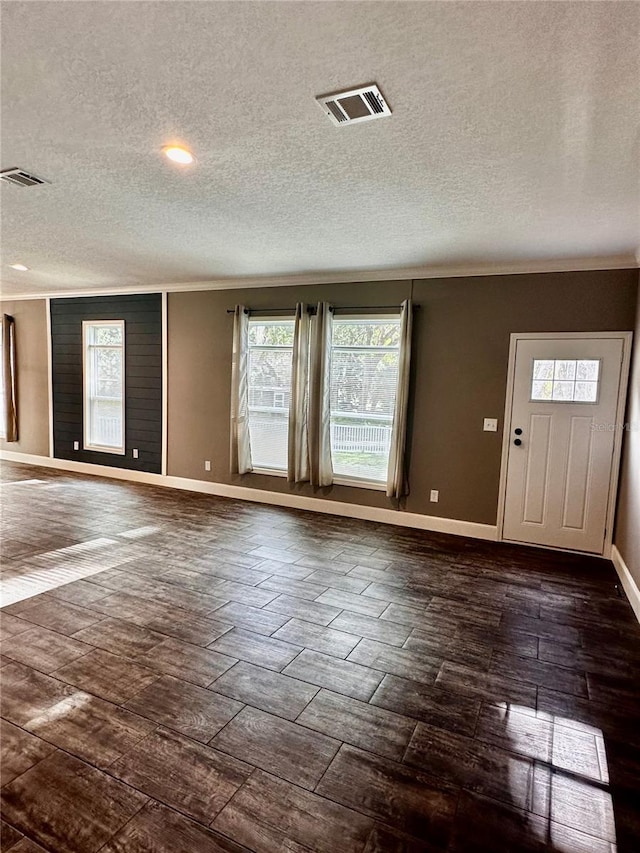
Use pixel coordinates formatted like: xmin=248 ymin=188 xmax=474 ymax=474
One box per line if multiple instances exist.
xmin=51 ymin=294 xmax=162 ymax=473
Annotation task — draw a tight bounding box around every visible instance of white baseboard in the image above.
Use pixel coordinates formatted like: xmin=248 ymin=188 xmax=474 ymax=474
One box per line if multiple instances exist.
xmin=0 ymin=450 xmax=498 ymax=542
xmin=611 ymin=545 xmax=640 ymax=624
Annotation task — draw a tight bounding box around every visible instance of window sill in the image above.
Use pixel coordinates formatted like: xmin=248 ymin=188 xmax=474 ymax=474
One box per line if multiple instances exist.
xmin=251 ymin=467 xmax=288 ymax=478
xmin=248 ymin=469 xmax=386 ymax=491
xmin=333 ymin=476 xmax=387 ymax=492
xmin=83 ymin=444 xmax=126 ymax=456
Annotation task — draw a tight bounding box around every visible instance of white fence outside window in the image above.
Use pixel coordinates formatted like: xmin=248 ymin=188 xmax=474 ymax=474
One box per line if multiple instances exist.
xmin=248 ymin=409 xmax=392 ymax=459
xmin=94 ymin=413 xmax=122 ymax=447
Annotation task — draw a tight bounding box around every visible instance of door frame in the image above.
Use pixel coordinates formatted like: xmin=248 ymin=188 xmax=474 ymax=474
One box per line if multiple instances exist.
xmin=496 ymin=331 xmax=633 ymax=558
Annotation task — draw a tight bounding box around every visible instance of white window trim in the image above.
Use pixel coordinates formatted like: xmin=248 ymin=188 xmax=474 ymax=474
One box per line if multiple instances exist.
xmin=0 ymin=322 xmax=5 ymax=441
xmin=330 ymin=314 xmax=401 ymax=490
xmin=333 ymin=476 xmax=387 ymax=491
xmin=252 ymin=466 xmax=288 ymax=478
xmin=82 ymin=319 xmax=126 ymax=455
xmin=247 ymin=317 xmax=294 ymax=474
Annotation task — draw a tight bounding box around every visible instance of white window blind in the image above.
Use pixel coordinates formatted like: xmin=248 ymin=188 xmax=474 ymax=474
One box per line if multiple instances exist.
xmin=330 ymin=317 xmax=401 ymax=483
xmin=83 ymin=320 xmax=125 ymax=454
xmin=247 ymin=319 xmax=295 ymax=471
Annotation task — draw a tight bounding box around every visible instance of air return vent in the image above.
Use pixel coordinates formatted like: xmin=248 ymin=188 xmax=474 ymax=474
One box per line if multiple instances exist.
xmin=0 ymin=168 xmax=49 ymax=187
xmin=316 ymin=84 xmax=391 ymax=127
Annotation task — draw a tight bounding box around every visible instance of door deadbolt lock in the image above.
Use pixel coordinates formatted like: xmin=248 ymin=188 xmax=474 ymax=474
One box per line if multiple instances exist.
xmin=514 ymin=438 xmax=523 ymax=446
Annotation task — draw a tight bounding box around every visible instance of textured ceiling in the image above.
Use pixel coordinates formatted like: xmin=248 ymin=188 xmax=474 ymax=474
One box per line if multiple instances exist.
xmin=1 ymin=0 xmax=639 ymax=297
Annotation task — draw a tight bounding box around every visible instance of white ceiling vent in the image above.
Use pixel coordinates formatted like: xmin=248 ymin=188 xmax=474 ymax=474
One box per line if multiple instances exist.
xmin=0 ymin=168 xmax=50 ymax=188
xmin=316 ymin=84 xmax=391 ymax=127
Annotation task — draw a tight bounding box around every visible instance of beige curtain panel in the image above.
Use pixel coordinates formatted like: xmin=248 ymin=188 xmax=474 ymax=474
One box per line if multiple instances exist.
xmin=230 ymin=305 xmax=252 ymax=475
xmin=1 ymin=314 xmax=18 ymax=443
xmin=308 ymin=302 xmax=333 ymax=487
xmin=288 ymin=303 xmax=310 ymax=483
xmin=386 ymin=298 xmax=413 ymax=498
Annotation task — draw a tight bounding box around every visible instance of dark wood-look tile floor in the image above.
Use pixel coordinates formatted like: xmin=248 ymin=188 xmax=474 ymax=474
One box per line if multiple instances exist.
xmin=1 ymin=461 xmax=640 ymax=852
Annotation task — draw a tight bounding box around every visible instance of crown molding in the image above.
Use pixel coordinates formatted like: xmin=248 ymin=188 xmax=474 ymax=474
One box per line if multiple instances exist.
xmin=1 ymin=254 xmax=637 ymax=301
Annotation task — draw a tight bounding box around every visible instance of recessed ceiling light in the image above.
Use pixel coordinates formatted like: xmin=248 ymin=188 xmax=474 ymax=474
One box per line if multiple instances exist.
xmin=9 ymin=263 xmax=29 ymax=271
xmin=162 ymin=145 xmax=195 ymax=165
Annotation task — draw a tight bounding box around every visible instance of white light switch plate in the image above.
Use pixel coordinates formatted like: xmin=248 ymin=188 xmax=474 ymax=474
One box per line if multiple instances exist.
xmin=483 ymin=418 xmax=498 ymax=432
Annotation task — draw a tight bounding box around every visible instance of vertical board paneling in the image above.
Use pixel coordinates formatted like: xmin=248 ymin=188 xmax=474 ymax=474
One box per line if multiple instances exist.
xmin=50 ymin=294 xmax=162 ymax=473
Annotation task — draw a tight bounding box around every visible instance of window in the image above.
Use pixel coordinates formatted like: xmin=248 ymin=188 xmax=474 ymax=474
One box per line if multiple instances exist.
xmin=247 ymin=319 xmax=295 ymax=471
xmin=83 ymin=320 xmax=125 ymax=453
xmin=330 ymin=317 xmax=401 ymax=484
xmin=531 ymin=359 xmax=600 ymax=403
xmin=0 ymin=321 xmax=5 ymax=440
xmin=0 ymin=315 xmax=18 ymax=443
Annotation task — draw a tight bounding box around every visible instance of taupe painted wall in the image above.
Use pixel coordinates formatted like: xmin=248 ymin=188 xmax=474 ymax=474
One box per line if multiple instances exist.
xmin=0 ymin=299 xmax=49 ymax=457
xmin=167 ymin=268 xmax=638 ymax=525
xmin=614 ymin=277 xmax=640 ymax=586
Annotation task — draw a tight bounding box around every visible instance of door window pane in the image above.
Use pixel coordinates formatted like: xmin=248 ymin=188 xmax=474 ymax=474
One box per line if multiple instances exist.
xmin=577 ymin=360 xmax=600 ymax=381
xmin=533 ymin=360 xmax=554 ymax=381
xmin=554 ymin=360 xmax=576 ymax=381
xmin=574 ymin=381 xmax=599 ymax=402
xmin=531 ymin=359 xmax=600 ymax=403
xmin=531 ymin=380 xmax=552 ymax=401
xmin=552 ymin=381 xmax=575 ymax=401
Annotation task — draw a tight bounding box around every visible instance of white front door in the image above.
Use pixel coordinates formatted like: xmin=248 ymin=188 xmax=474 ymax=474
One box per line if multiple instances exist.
xmin=502 ymin=335 xmax=629 ymax=554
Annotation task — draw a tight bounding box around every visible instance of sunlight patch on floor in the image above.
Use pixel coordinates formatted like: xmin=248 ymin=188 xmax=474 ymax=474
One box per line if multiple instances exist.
xmin=118 ymin=526 xmax=162 ymax=540
xmin=498 ymin=703 xmax=616 ymax=849
xmin=2 ymin=479 xmax=49 ymax=487
xmin=0 ymin=537 xmax=126 ymax=606
xmin=26 ymin=692 xmax=91 ymax=729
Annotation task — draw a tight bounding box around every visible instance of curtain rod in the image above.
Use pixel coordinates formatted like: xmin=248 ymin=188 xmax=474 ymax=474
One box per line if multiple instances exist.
xmin=226 ymin=304 xmax=419 ymax=315
xmin=332 ymin=304 xmax=419 ymax=312
xmin=225 ymin=307 xmax=296 ymax=315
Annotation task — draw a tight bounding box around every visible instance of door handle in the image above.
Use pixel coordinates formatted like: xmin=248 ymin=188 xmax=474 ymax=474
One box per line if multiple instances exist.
xmin=514 ymin=438 xmax=522 ymax=446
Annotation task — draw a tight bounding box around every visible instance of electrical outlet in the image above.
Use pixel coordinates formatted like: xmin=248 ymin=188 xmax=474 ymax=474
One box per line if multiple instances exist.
xmin=483 ymin=418 xmax=498 ymax=432
xmin=73 ymin=440 xmax=79 ymax=451
xmin=132 ymin=448 xmax=139 ymax=459
xmin=430 ymin=489 xmax=439 ymax=502
xmin=204 ymin=460 xmax=211 ymax=472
